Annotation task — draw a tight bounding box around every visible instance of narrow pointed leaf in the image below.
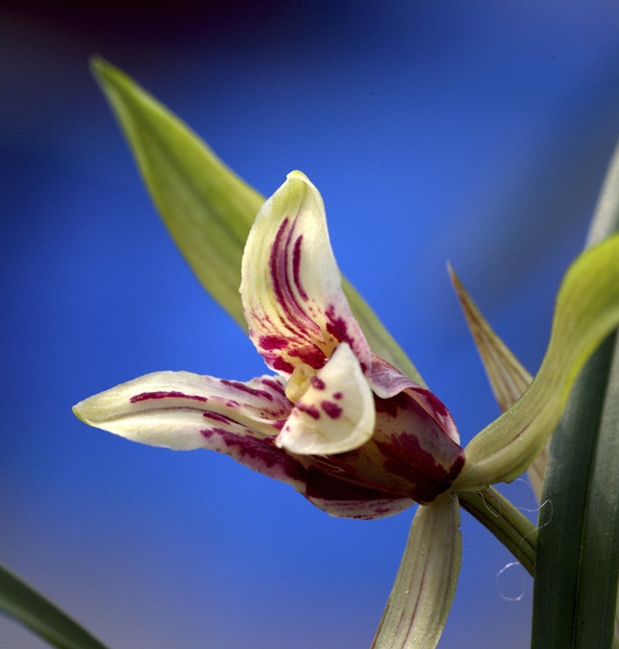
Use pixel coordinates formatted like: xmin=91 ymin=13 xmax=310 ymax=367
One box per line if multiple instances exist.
xmin=455 ymin=230 xmax=619 ymax=491
xmin=90 ymin=58 xmax=423 ymax=383
xmin=448 ymin=267 xmax=547 ymax=498
xmin=0 ymin=562 xmax=111 ymax=649
xmin=370 ymin=495 xmax=461 ymax=649
xmin=91 ymin=56 xmax=262 ymax=327
xmin=532 ymin=138 xmax=619 ymax=649
xmin=449 ymin=265 xmax=532 ymax=412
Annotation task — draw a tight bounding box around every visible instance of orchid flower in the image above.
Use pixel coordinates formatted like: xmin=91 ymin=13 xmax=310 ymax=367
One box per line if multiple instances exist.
xmin=70 ymin=60 xmax=619 ymax=649
xmin=74 ymin=171 xmax=465 ymax=520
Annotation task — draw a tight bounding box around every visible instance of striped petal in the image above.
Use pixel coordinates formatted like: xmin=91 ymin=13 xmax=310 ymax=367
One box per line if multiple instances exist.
xmin=241 ymin=171 xmax=371 ymax=375
xmin=73 ymin=371 xmax=414 ymax=518
xmin=72 ymin=370 xmax=291 ymax=450
xmin=276 ymin=342 xmax=375 ymax=454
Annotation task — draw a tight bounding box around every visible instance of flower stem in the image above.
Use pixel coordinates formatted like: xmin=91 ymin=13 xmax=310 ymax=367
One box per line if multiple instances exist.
xmin=458 ymin=487 xmax=536 ymax=576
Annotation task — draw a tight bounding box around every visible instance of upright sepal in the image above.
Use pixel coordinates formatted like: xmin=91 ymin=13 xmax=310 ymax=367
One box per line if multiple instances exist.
xmin=241 ymin=171 xmax=371 ymax=374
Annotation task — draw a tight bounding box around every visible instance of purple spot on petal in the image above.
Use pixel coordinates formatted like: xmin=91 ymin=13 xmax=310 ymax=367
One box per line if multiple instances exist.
xmin=297 ymin=403 xmax=320 ymax=419
xmin=325 ymin=304 xmax=350 ymax=343
xmin=310 ymin=376 xmax=326 ymax=390
xmin=332 ymin=392 xmax=343 ymax=400
xmin=321 ymin=400 xmax=342 ymax=419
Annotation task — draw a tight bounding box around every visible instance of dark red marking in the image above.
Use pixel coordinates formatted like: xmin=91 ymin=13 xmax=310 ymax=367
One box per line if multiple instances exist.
xmin=220 ymin=379 xmax=274 ymax=401
xmin=325 ymin=304 xmax=349 ymax=343
xmin=271 ymin=357 xmax=295 ymax=374
xmin=260 ymin=377 xmax=287 ymax=396
xmin=259 ymin=335 xmax=289 ymax=351
xmin=202 ymin=412 xmax=232 ymax=423
xmin=321 ymin=400 xmax=342 ymax=419
xmin=297 ymin=403 xmax=320 ymax=419
xmin=292 ymin=235 xmax=308 ymax=301
xmin=130 ymin=391 xmax=207 ymax=403
xmin=310 ymin=376 xmax=326 ymax=390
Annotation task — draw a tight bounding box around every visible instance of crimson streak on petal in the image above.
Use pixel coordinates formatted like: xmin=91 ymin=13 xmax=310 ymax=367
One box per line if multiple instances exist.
xmin=130 ymin=391 xmax=208 ymax=403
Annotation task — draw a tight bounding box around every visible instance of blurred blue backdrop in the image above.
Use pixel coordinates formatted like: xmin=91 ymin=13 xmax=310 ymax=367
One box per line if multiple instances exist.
xmin=3 ymin=1 xmax=619 ymax=647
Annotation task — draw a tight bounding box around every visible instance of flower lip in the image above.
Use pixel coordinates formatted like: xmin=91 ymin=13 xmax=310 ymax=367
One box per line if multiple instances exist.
xmin=274 ymin=342 xmax=376 ymax=455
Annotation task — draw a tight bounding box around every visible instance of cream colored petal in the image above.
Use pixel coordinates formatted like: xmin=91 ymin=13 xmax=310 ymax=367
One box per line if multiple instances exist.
xmin=241 ymin=171 xmax=371 ymax=375
xmin=73 ymin=371 xmax=290 ymax=450
xmin=276 ymin=342 xmax=375 ymax=454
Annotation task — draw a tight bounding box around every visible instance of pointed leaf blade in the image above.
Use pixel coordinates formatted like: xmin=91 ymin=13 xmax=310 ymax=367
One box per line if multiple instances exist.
xmin=91 ymin=56 xmax=262 ymax=327
xmin=449 ymin=265 xmax=532 ymax=412
xmin=0 ymin=562 xmax=111 ymax=649
xmin=448 ymin=266 xmax=549 ymax=498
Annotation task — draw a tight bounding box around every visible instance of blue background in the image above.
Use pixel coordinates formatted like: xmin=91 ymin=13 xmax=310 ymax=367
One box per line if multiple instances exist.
xmin=3 ymin=1 xmax=619 ymax=647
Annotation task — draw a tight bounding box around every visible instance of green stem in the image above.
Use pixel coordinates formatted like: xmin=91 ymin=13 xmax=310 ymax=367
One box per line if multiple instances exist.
xmin=458 ymin=487 xmax=536 ymax=577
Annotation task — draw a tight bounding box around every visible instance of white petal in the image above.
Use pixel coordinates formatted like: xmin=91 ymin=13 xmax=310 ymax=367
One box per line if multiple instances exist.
xmin=73 ymin=371 xmax=290 ymax=450
xmin=276 ymin=342 xmax=375 ymax=454
xmin=240 ymin=171 xmax=371 ymax=375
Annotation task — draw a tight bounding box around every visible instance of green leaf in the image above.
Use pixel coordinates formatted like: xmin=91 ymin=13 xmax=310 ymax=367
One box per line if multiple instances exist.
xmin=531 ymin=139 xmax=619 ymax=649
xmin=370 ymin=495 xmax=461 ymax=649
xmin=90 ymin=57 xmax=423 ymax=384
xmin=448 ymin=265 xmax=533 ymax=413
xmin=454 ymin=229 xmax=619 ymax=492
xmin=91 ymin=56 xmax=262 ymax=328
xmin=0 ymin=562 xmax=111 ymax=649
